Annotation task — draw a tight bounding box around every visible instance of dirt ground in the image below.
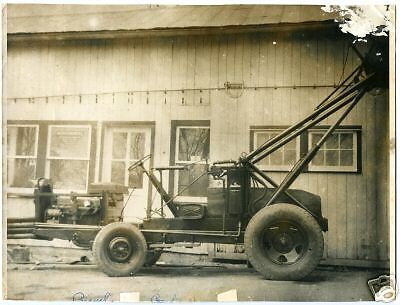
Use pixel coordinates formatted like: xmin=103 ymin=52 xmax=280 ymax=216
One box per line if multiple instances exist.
xmin=6 ymin=263 xmax=384 ymax=302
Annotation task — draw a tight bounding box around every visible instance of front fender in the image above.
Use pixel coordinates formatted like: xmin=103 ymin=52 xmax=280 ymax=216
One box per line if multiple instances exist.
xmin=249 ymin=188 xmax=328 ymax=231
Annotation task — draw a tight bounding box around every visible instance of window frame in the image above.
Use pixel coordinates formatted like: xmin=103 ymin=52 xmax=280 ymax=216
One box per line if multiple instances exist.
xmin=7 ymin=124 xmax=39 ymax=192
xmin=45 ymin=124 xmax=92 ymax=192
xmin=307 ymin=127 xmax=362 ymax=173
xmin=250 ymin=126 xmax=301 ymax=171
xmin=7 ymin=120 xmax=97 ymax=195
xmin=174 ymin=126 xmax=211 ymax=165
xmin=170 ymin=121 xmax=210 ymax=203
xmin=108 ymin=127 xmax=150 ymax=189
xmin=250 ymin=125 xmax=362 ymax=174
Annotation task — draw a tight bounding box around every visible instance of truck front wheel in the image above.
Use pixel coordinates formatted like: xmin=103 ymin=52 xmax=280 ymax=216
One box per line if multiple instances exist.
xmin=93 ymin=222 xmax=147 ymax=277
xmin=244 ymin=203 xmax=324 ymax=281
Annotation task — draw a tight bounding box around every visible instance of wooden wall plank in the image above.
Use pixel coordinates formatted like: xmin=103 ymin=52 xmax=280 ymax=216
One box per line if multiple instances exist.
xmin=282 ymin=36 xmax=292 ymax=86
xmin=37 ymin=41 xmax=49 ymax=96
xmin=346 ymin=174 xmax=358 ymax=259
xmin=316 ymin=38 xmax=326 ymax=86
xmin=95 ymin=40 xmax=107 ymax=93
xmin=218 ymin=36 xmax=228 ymax=88
xmin=265 ymin=33 xmax=275 ymax=88
xmin=274 ymin=33 xmax=284 ymax=87
xmin=336 ymin=176 xmax=347 ymax=258
xmin=194 ymin=36 xmax=210 ymax=89
xmin=226 ymin=35 xmax=236 ymax=86
xmin=357 ymin=98 xmax=369 ymax=260
xmin=365 ymin=93 xmax=378 ymax=260
xmin=233 ymin=34 xmax=244 ymax=83
xmin=209 ymin=36 xmax=219 ymax=88
xmin=374 ymin=91 xmax=389 ymax=261
xmin=258 ymin=33 xmax=268 ymax=87
xmin=300 ymin=37 xmax=312 ymax=87
xmin=133 ymin=38 xmax=143 ymax=91
xmin=160 ymin=38 xmax=173 ymax=91
xmin=280 ymin=88 xmax=291 ymax=125
xmin=326 ymin=174 xmax=338 ymax=259
xmin=291 ymin=35 xmax=301 ymax=87
xmin=249 ymin=33 xmax=260 ymax=88
xmin=333 ymin=39 xmax=344 ymax=87
xmin=242 ymin=35 xmax=252 ymax=88
xmin=140 ymin=38 xmax=151 ymax=92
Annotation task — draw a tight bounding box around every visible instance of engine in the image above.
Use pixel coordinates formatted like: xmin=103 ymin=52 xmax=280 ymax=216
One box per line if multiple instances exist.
xmin=34 ymin=178 xmax=128 ymax=226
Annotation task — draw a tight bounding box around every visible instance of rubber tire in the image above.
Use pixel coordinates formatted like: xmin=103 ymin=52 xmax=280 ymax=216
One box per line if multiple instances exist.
xmin=244 ymin=203 xmax=324 ymax=281
xmin=144 ymin=250 xmax=162 ymax=267
xmin=93 ymin=222 xmax=147 ymax=277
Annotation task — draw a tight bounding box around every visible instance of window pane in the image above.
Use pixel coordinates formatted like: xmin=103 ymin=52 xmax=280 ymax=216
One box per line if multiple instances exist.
xmin=286 ymin=138 xmax=297 ymax=149
xmin=130 ymin=133 xmax=145 ymax=160
xmin=312 ymin=151 xmax=324 ymax=166
xmin=7 ymin=126 xmax=36 ymax=156
xmin=7 ymin=158 xmax=36 ymax=188
xmin=178 ymin=128 xmax=210 ymax=162
xmin=256 ymin=133 xmax=270 ymax=148
xmin=178 ymin=164 xmax=208 ymax=196
xmin=254 ymin=131 xmax=298 ymax=167
xmin=326 ymin=133 xmax=339 ymax=149
xmin=49 ymin=126 xmax=90 ymax=158
xmin=311 ymin=133 xmax=323 ymax=146
xmin=128 ymin=167 xmax=143 ymax=188
xmin=340 ymin=133 xmax=353 ymax=149
xmin=258 ymin=155 xmax=270 ymax=166
xmin=326 ymin=151 xmax=339 ymax=166
xmin=270 ymin=149 xmax=283 ymax=165
xmin=340 ymin=150 xmax=354 ymax=166
xmin=49 ymin=160 xmax=88 ymax=190
xmin=284 ymin=150 xmax=296 ymax=166
xmin=111 ymin=161 xmax=126 ymax=185
xmin=112 ymin=132 xmax=127 ymax=159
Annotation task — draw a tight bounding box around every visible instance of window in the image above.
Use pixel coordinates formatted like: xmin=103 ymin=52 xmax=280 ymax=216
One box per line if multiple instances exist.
xmin=7 ymin=125 xmax=39 ymax=188
xmin=109 ymin=130 xmax=146 ymax=188
xmin=174 ymin=126 xmax=210 ymax=201
xmin=46 ymin=125 xmax=92 ymax=191
xmin=250 ymin=126 xmax=361 ymax=173
xmin=308 ymin=130 xmax=359 ymax=172
xmin=251 ymin=129 xmax=299 ymax=170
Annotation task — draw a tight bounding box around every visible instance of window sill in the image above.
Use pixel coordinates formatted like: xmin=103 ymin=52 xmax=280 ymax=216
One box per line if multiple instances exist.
xmin=7 ymin=188 xmax=35 ymax=195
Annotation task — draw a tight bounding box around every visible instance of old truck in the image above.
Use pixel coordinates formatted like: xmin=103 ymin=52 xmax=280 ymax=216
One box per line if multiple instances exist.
xmin=7 ymin=40 xmax=388 ymax=280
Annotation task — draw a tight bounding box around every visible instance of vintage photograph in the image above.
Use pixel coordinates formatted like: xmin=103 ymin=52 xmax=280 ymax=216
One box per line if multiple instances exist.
xmin=3 ymin=3 xmax=395 ymax=302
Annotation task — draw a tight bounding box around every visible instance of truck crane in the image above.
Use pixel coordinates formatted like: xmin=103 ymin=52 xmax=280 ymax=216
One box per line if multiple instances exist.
xmin=8 ymin=38 xmax=388 ymax=280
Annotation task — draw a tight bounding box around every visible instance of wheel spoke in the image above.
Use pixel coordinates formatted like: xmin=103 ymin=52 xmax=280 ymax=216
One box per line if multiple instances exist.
xmin=284 ymin=248 xmax=302 ymax=263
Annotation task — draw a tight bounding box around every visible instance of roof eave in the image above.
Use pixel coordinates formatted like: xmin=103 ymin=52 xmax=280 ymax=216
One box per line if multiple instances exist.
xmin=7 ymin=20 xmax=339 ymax=43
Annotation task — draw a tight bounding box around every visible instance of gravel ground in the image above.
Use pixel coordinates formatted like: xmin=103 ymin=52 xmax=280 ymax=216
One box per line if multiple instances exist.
xmin=6 ymin=263 xmax=385 ymax=302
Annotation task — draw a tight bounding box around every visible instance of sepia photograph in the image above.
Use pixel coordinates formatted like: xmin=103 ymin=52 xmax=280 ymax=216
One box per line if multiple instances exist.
xmin=2 ymin=3 xmax=395 ymax=302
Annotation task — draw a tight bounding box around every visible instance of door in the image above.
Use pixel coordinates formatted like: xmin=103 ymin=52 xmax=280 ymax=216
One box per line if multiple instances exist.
xmin=102 ymin=126 xmax=151 ymax=222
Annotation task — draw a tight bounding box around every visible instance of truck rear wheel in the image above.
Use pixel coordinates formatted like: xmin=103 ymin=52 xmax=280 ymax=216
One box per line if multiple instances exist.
xmin=93 ymin=222 xmax=147 ymax=277
xmin=244 ymin=203 xmax=323 ymax=281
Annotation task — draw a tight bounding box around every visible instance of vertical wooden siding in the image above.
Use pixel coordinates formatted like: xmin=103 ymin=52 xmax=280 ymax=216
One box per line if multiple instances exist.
xmin=7 ymin=30 xmax=389 ymax=263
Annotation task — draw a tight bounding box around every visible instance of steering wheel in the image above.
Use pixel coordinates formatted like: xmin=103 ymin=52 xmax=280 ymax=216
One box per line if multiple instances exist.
xmin=128 ymin=154 xmax=152 ymax=171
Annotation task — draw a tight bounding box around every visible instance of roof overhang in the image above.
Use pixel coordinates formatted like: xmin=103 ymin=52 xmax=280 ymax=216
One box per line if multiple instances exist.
xmin=7 ymin=20 xmax=340 ymax=43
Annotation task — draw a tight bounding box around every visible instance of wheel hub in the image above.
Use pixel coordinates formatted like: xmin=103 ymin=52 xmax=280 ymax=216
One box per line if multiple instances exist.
xmin=108 ymin=237 xmax=132 ymax=262
xmin=272 ymin=232 xmax=294 ymax=253
xmin=262 ymin=221 xmax=308 ymax=265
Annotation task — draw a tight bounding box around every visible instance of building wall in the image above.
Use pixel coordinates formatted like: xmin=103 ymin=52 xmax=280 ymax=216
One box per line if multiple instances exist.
xmin=6 ymin=29 xmax=389 ymax=265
